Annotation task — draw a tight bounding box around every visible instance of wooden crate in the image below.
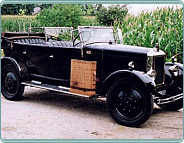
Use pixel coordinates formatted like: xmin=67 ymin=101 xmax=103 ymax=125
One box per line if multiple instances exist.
xmin=70 ymin=59 xmax=97 ymax=96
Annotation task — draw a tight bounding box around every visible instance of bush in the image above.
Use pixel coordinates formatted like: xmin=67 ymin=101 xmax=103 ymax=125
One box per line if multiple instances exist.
xmin=36 ymin=4 xmax=84 ymax=28
xmin=82 ymin=16 xmax=100 ymax=26
xmin=96 ymin=4 xmax=128 ymax=26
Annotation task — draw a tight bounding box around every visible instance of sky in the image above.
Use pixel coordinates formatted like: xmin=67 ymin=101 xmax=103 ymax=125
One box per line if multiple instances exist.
xmin=103 ymin=4 xmax=183 ymax=15
xmin=128 ymin=4 xmax=183 ymax=15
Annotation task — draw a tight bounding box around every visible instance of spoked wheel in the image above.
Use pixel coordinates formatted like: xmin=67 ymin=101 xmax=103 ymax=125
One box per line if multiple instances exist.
xmin=155 ymin=85 xmax=183 ymax=111
xmin=1 ymin=64 xmax=24 ymax=101
xmin=107 ymin=79 xmax=153 ymax=127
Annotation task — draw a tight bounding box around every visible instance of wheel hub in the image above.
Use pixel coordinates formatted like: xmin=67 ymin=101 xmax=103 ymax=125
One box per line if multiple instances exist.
xmin=4 ymin=72 xmax=17 ymax=93
xmin=116 ymin=89 xmax=143 ymax=119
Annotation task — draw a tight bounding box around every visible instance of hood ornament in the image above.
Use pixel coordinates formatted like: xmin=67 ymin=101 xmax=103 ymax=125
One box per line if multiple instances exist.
xmin=154 ymin=43 xmax=160 ymax=52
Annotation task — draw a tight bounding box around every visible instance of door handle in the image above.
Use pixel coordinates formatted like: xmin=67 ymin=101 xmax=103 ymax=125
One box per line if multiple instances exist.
xmin=49 ymin=54 xmax=54 ymax=58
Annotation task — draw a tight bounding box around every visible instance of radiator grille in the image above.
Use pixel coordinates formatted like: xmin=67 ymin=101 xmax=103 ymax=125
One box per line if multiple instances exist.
xmin=154 ymin=56 xmax=165 ymax=84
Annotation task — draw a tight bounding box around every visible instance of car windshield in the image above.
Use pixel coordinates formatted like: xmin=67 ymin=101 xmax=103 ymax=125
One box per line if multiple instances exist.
xmin=29 ymin=27 xmax=73 ymax=41
xmin=45 ymin=27 xmax=73 ymax=41
xmin=78 ymin=26 xmax=115 ymax=44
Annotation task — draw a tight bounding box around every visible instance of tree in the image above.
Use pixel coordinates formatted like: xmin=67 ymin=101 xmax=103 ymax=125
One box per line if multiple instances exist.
xmin=24 ymin=4 xmax=35 ymax=15
xmin=36 ymin=4 xmax=84 ymax=28
xmin=1 ymin=4 xmax=22 ymax=15
xmin=96 ymin=4 xmax=128 ymax=26
xmin=1 ymin=4 xmax=36 ymax=15
xmin=1 ymin=4 xmax=53 ymax=15
xmin=81 ymin=4 xmax=103 ymax=16
xmin=39 ymin=4 xmax=53 ymax=10
xmin=96 ymin=4 xmax=102 ymax=11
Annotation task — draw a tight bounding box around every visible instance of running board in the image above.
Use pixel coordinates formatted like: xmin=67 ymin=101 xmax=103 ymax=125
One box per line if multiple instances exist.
xmin=154 ymin=93 xmax=183 ymax=105
xmin=22 ymin=81 xmax=97 ymax=99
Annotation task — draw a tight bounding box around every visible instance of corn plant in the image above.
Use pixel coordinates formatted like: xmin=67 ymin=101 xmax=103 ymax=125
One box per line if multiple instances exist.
xmin=1 ymin=15 xmax=42 ymax=32
xmin=121 ymin=7 xmax=183 ymax=63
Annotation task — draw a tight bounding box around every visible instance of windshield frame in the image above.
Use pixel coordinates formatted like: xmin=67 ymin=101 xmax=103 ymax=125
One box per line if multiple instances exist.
xmin=77 ymin=26 xmax=116 ymax=45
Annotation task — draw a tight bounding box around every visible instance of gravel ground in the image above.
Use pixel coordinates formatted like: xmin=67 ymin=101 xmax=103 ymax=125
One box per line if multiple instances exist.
xmin=1 ymin=87 xmax=183 ymax=140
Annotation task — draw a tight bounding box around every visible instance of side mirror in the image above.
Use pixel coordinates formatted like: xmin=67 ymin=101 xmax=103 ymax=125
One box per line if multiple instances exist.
xmin=171 ymin=52 xmax=183 ymax=63
xmin=171 ymin=56 xmax=177 ymax=63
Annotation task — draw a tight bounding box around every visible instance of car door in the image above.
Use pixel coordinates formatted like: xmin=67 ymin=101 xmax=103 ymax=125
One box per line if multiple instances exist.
xmin=47 ymin=45 xmax=81 ymax=86
xmin=83 ymin=46 xmax=103 ymax=91
xmin=24 ymin=44 xmax=50 ymax=77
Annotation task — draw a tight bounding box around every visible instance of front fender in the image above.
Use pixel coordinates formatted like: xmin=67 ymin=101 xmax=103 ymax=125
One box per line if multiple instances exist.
xmin=98 ymin=70 xmax=155 ymax=96
xmin=1 ymin=57 xmax=21 ymax=76
xmin=165 ymin=62 xmax=183 ymax=74
xmin=165 ymin=62 xmax=183 ymax=89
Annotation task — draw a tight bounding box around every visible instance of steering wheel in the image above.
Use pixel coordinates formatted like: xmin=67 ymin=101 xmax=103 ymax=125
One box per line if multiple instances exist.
xmin=73 ymin=31 xmax=91 ymax=47
xmin=73 ymin=33 xmax=81 ymax=47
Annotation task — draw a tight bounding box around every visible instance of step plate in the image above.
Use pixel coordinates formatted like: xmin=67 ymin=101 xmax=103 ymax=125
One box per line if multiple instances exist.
xmin=22 ymin=81 xmax=93 ymax=98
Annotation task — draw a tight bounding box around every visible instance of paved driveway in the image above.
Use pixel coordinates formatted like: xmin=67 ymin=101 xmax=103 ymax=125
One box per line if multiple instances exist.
xmin=1 ymin=87 xmax=183 ymax=139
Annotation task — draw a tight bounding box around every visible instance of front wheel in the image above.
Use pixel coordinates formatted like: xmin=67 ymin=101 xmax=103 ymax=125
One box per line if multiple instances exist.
xmin=107 ymin=79 xmax=153 ymax=127
xmin=1 ymin=64 xmax=25 ymax=101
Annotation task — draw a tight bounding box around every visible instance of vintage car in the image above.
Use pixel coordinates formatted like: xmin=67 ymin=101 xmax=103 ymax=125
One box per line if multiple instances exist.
xmin=1 ymin=26 xmax=183 ymax=127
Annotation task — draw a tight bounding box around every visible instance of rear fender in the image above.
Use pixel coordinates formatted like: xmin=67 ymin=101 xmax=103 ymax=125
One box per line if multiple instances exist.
xmin=98 ymin=70 xmax=155 ymax=96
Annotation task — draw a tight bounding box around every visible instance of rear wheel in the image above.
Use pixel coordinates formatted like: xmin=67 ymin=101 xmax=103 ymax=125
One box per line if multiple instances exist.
xmin=107 ymin=79 xmax=153 ymax=127
xmin=1 ymin=64 xmax=24 ymax=101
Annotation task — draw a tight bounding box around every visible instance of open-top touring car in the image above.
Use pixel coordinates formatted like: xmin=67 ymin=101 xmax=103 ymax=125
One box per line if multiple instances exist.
xmin=1 ymin=26 xmax=183 ymax=127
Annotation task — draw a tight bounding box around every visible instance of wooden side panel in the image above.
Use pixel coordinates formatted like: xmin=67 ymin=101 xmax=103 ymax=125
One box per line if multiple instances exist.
xmin=70 ymin=59 xmax=97 ymax=96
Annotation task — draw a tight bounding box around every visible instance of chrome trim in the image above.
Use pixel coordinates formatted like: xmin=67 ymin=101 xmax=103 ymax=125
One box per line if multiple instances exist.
xmin=147 ymin=49 xmax=166 ymax=85
xmin=147 ymin=48 xmax=165 ymax=57
xmin=169 ymin=65 xmax=179 ymax=72
xmin=78 ymin=26 xmax=114 ymax=29
xmin=155 ymin=93 xmax=183 ymax=105
xmin=147 ymin=68 xmax=157 ymax=79
xmin=128 ymin=61 xmax=135 ymax=69
xmin=22 ymin=81 xmax=95 ymax=98
xmin=146 ymin=56 xmax=153 ymax=72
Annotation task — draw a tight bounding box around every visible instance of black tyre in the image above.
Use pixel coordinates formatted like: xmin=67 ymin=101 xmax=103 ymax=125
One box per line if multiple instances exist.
xmin=155 ymin=85 xmax=183 ymax=111
xmin=107 ymin=79 xmax=153 ymax=127
xmin=1 ymin=64 xmax=25 ymax=101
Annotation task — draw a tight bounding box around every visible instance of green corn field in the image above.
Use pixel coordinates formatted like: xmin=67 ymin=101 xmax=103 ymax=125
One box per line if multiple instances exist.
xmin=121 ymin=7 xmax=183 ymax=63
xmin=1 ymin=7 xmax=183 ymax=62
xmin=1 ymin=15 xmax=42 ymax=32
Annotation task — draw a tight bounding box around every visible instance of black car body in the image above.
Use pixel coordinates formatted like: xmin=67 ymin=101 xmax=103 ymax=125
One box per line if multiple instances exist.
xmin=1 ymin=26 xmax=183 ymax=127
